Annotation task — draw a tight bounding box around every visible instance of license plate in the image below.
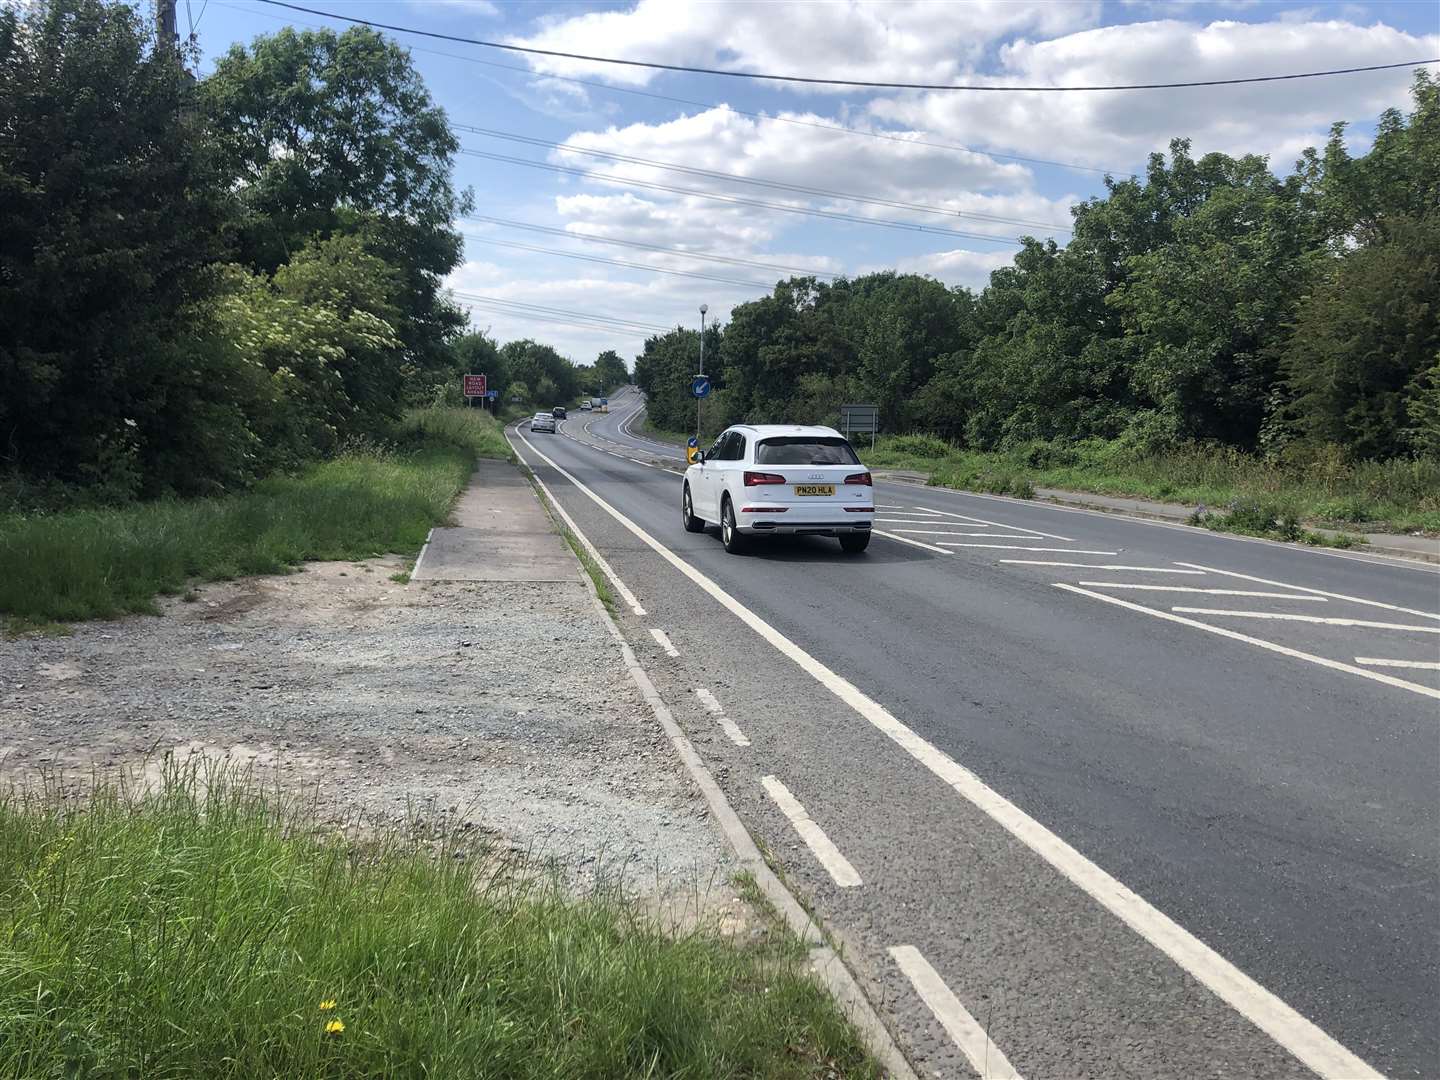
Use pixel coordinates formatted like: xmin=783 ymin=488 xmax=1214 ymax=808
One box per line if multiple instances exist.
xmin=793 ymin=484 xmax=835 ymax=497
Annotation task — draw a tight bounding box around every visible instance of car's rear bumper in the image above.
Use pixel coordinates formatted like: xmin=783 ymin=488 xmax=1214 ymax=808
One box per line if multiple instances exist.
xmin=738 ymin=508 xmax=873 ymax=535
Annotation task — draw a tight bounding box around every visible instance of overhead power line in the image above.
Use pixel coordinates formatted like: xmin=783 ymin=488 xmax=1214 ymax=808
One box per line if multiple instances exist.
xmin=459 ymin=148 xmax=1027 ymax=244
xmin=455 ymin=124 xmax=1073 ymax=232
xmin=465 ymin=214 xmax=845 ymax=281
xmin=449 ymin=291 xmax=671 ymax=334
xmin=253 ymin=1 xmax=1435 ymax=92
xmin=219 ymin=1 xmax=1126 ymax=177
xmin=462 ymin=234 xmax=779 ymax=290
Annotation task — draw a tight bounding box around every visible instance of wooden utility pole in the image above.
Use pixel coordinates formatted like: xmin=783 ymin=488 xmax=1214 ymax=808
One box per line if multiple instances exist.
xmin=156 ymin=0 xmax=178 ymax=48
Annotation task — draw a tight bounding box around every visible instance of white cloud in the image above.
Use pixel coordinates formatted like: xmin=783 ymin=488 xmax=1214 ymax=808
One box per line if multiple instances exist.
xmin=508 ymin=0 xmax=1101 ymax=90
xmin=868 ymin=18 xmax=1437 ymax=170
xmin=411 ymin=0 xmax=500 ymax=15
xmin=889 ymin=248 xmax=1016 ymax=290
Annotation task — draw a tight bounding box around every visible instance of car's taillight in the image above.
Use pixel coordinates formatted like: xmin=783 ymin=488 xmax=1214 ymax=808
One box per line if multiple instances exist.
xmin=844 ymin=472 xmax=872 ymax=486
xmin=743 ymin=471 xmax=786 ymax=486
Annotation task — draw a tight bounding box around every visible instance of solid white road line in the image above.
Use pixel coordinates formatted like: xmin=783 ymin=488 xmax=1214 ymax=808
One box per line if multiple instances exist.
xmin=694 ymin=688 xmax=751 ymax=747
xmin=1000 ymin=561 xmax=1206 ymax=573
xmin=1354 ymin=657 xmax=1440 ymax=670
xmin=1176 ymin=563 xmax=1440 ymax=621
xmin=909 ymin=506 xmax=1072 ymax=542
xmin=761 ymin=775 xmax=863 ymax=888
xmin=512 ymin=426 xmax=1385 ymax=1079
xmin=649 ymin=628 xmax=680 ymax=657
xmin=1078 ymin=584 xmax=1326 ymax=600
xmin=889 ymin=946 xmax=1024 ymax=1080
xmin=1171 ymin=608 xmax=1440 ymax=634
xmin=869 ymin=521 xmax=984 ymax=529
xmin=1056 ymin=584 xmax=1440 ymax=703
xmin=940 ymin=544 xmax=1121 ymax=554
xmin=517 ymin=449 xmax=648 ymax=617
xmin=897 ymin=530 xmax=1039 ymax=539
xmin=872 ymin=530 xmax=954 ymax=554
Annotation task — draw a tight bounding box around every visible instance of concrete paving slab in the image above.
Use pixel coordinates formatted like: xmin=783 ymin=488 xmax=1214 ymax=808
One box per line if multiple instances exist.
xmin=414 ymin=528 xmax=577 ymax=582
xmin=413 ymin=459 xmax=581 ymax=582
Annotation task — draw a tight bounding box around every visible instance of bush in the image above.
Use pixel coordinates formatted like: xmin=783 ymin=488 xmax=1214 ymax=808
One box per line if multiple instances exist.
xmin=872 ymin=433 xmax=954 ymax=459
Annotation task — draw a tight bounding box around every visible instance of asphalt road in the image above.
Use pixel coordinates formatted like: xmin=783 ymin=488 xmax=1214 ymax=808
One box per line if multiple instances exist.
xmin=516 ymin=391 xmax=1440 ymax=1080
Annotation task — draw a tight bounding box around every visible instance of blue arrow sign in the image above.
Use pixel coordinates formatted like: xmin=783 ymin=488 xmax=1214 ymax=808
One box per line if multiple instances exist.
xmin=687 ymin=436 xmax=698 ymax=448
xmin=691 ymin=375 xmax=712 ymax=399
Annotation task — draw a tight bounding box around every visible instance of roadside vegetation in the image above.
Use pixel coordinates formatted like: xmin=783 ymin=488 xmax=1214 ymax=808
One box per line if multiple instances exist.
xmin=0 ymin=409 xmax=504 ymax=630
xmin=636 ymin=76 xmax=1438 ymax=540
xmin=0 ymin=767 xmax=878 ymax=1079
xmin=861 ymin=434 xmax=1439 ymax=534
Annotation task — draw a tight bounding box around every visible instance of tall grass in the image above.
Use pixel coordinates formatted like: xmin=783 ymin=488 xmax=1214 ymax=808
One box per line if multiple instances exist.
xmin=0 ymin=408 xmax=511 ymax=627
xmin=863 ymin=435 xmax=1440 ymax=533
xmin=0 ymin=767 xmax=877 ymax=1079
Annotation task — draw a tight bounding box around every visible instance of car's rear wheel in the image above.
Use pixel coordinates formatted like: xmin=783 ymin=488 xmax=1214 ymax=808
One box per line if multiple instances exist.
xmin=681 ymin=484 xmax=705 ymax=533
xmin=720 ymin=498 xmax=748 ymax=554
xmin=839 ymin=531 xmax=871 ymax=554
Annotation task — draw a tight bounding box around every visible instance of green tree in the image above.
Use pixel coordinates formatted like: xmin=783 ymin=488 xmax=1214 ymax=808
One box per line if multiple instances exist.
xmin=592 ymin=349 xmax=629 ymax=393
xmin=0 ymin=0 xmax=227 ymax=492
xmin=1281 ymin=214 xmax=1439 ymax=458
xmin=202 ymin=26 xmax=470 ymax=383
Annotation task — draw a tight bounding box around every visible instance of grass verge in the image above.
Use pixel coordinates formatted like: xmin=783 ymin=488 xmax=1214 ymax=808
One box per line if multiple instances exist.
xmin=863 ymin=435 xmax=1440 ymax=535
xmin=0 ymin=408 xmax=507 ymax=629
xmin=524 ymin=470 xmax=616 ymax=612
xmin=0 ymin=767 xmax=879 ymax=1079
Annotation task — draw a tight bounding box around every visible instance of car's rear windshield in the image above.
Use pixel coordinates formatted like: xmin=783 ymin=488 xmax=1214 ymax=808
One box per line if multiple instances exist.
xmin=754 ymin=436 xmax=860 ymax=465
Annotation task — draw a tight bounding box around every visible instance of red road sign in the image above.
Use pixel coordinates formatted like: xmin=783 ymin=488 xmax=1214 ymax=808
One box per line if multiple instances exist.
xmin=463 ymin=374 xmax=487 ymax=397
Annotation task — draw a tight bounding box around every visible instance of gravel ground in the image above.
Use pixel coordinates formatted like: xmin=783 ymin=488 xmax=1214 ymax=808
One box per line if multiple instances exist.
xmin=0 ymin=556 xmax=733 ymax=901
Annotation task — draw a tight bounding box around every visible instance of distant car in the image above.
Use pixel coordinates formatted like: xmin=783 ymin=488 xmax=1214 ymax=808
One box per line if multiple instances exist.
xmin=681 ymin=424 xmax=873 ymax=554
xmin=581 ymin=401 xmax=593 ymax=411
xmin=530 ymin=412 xmax=557 ymax=434
xmin=552 ymin=406 xmax=567 ymax=419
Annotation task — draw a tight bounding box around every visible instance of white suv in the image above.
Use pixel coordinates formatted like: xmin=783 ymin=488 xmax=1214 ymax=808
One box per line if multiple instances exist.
xmin=681 ymin=425 xmax=874 ymax=553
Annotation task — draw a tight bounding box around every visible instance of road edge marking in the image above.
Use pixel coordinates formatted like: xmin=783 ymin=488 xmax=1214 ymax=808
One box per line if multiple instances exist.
xmin=512 ymin=424 xmax=1387 ymax=1080
xmin=570 ymin=536 xmax=918 ymax=1080
xmin=508 ymin=427 xmax=647 ymax=616
xmin=761 ymin=775 xmax=863 ymax=888
xmin=694 ymin=688 xmax=752 ymax=747
xmin=890 ymin=945 xmax=1024 ymax=1080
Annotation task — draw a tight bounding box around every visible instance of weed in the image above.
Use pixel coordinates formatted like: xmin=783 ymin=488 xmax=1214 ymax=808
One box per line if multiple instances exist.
xmin=0 ymin=766 xmax=879 ymax=1079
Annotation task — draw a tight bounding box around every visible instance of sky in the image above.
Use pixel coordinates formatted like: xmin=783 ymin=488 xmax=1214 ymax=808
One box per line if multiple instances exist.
xmin=191 ymin=0 xmax=1439 ymax=369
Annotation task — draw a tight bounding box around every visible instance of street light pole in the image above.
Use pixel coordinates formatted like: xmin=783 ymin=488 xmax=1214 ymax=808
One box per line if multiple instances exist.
xmin=697 ymin=303 xmax=708 ymax=445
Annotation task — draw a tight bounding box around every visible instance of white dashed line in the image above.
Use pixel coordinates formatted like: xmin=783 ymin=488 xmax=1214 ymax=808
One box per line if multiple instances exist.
xmin=1354 ymin=657 xmax=1440 ymax=670
xmin=694 ymin=688 xmax=751 ymax=747
xmin=940 ymin=544 xmax=1120 ymax=554
xmin=512 ymin=424 xmax=1386 ymax=1078
xmin=649 ymin=628 xmax=680 ymax=657
xmin=1170 ymin=608 xmax=1440 ymax=633
xmin=890 ymin=946 xmax=1024 ymax=1080
xmin=761 ymin=775 xmax=862 ymax=888
xmin=1077 ymin=584 xmax=1326 ymax=600
xmin=1176 ymin=563 xmax=1440 ymax=621
xmin=1056 ymin=584 xmax=1440 ymax=702
xmin=1001 ymin=561 xmax=1205 ymax=573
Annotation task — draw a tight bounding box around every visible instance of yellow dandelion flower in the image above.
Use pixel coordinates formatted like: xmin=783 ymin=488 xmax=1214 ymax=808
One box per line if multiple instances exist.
xmin=319 ymin=999 xmax=337 ymax=1012
xmin=325 ymin=1019 xmax=345 ymax=1035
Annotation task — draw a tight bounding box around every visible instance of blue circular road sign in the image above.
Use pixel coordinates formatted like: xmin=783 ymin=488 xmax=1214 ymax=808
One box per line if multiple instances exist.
xmin=691 ymin=375 xmax=712 ymax=398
